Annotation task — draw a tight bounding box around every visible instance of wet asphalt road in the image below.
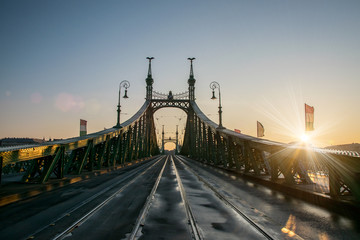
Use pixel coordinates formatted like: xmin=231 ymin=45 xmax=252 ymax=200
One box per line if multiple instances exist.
xmin=0 ymin=157 xmax=165 ymax=239
xmin=138 ymin=156 xmax=191 ymax=240
xmin=178 ymin=156 xmax=360 ymax=240
xmin=0 ymin=154 xmax=359 ymax=240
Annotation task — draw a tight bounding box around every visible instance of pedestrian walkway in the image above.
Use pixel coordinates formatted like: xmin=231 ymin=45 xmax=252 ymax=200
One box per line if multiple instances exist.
xmin=188 ymin=159 xmax=359 ymax=214
xmin=0 ymin=158 xmax=151 ymax=207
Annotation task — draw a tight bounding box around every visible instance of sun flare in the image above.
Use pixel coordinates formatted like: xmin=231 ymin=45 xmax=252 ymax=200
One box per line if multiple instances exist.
xmin=300 ymin=134 xmax=309 ymax=143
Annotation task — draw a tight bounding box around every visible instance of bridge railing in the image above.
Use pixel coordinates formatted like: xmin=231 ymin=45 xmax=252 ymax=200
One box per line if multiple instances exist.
xmin=0 ymin=101 xmax=159 ymax=183
xmin=182 ymin=101 xmax=360 ymax=201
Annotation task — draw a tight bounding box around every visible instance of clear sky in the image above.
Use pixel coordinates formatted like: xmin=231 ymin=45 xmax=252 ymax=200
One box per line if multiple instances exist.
xmin=1 ymin=0 xmax=359 ymax=148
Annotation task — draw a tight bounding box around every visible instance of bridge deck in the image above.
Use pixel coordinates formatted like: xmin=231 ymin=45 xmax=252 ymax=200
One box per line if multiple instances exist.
xmin=0 ymin=155 xmax=359 ymax=240
xmin=0 ymin=157 xmax=338 ymax=209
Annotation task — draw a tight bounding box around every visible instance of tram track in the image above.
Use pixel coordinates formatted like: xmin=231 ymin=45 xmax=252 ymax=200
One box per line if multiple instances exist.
xmin=22 ymin=156 xmax=166 ymax=240
xmin=126 ymin=154 xmax=280 ymax=239
xmin=128 ymin=156 xmax=169 ymax=240
xmin=129 ymin=154 xmax=276 ymax=240
xmin=174 ymin=155 xmax=279 ymax=240
xmin=128 ymin=155 xmax=202 ymax=240
xmin=171 ymin=156 xmax=203 ymax=240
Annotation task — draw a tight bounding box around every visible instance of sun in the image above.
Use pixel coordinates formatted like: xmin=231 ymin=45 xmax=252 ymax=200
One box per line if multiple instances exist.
xmin=300 ymin=133 xmax=310 ymax=143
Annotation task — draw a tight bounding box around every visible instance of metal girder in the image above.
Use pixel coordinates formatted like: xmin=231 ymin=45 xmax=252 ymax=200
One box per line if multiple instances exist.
xmin=39 ymin=146 xmax=65 ymax=183
xmin=227 ymin=137 xmax=235 ymax=169
xmin=22 ymin=158 xmax=43 ymax=182
xmin=233 ymin=143 xmax=243 ymax=171
xmin=77 ymin=140 xmax=93 ymax=175
xmin=64 ymin=149 xmax=78 ymax=175
xmin=112 ymin=132 xmax=123 ymax=166
xmin=98 ymin=135 xmax=110 ymax=169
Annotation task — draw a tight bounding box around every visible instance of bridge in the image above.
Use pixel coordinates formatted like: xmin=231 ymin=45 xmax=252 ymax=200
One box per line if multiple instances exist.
xmin=0 ymin=58 xmax=360 ymax=239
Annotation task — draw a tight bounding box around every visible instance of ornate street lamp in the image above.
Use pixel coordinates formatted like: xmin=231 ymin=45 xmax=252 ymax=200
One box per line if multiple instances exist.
xmin=114 ymin=80 xmax=130 ymax=128
xmin=209 ymin=81 xmax=225 ymax=129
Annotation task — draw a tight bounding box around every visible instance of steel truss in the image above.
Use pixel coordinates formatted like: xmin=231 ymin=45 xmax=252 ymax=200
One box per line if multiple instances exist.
xmin=1 ymin=101 xmax=159 ymax=183
xmin=181 ymin=101 xmax=360 ymax=201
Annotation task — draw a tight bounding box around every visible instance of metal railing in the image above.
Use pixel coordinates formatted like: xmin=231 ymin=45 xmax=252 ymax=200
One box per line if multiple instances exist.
xmin=181 ymin=101 xmax=360 ymax=201
xmin=0 ymin=101 xmax=159 ymax=183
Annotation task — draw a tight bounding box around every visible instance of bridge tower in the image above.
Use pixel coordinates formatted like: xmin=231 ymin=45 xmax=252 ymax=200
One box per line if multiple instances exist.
xmin=188 ymin=57 xmax=196 ymax=101
xmin=146 ymin=57 xmax=154 ymax=100
xmin=145 ymin=57 xmax=196 ymax=155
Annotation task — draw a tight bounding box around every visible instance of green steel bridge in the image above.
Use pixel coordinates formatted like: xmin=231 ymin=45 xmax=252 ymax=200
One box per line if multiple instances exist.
xmin=1 ymin=57 xmax=359 ymax=201
xmin=0 ymin=58 xmax=360 ymax=239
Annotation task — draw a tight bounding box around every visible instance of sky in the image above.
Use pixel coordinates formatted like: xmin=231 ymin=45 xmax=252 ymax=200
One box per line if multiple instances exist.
xmin=1 ymin=0 xmax=359 ymax=148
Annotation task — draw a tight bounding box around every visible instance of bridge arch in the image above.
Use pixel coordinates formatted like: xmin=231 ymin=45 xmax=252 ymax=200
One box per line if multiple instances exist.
xmin=164 ymin=142 xmax=176 ymax=151
xmin=151 ymin=100 xmax=190 ymax=114
xmin=150 ymin=91 xmax=190 ymax=113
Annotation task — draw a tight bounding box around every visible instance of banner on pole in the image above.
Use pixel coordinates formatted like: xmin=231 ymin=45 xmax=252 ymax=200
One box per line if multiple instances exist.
xmin=80 ymin=119 xmax=87 ymax=136
xmin=305 ymin=104 xmax=314 ymax=131
xmin=257 ymin=121 xmax=264 ymax=137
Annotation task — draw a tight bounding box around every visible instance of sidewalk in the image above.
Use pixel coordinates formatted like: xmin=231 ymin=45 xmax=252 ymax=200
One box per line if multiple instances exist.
xmin=186 ymin=159 xmax=360 ymax=215
xmin=223 ymin=167 xmax=359 ymax=214
xmin=0 ymin=158 xmax=151 ymax=208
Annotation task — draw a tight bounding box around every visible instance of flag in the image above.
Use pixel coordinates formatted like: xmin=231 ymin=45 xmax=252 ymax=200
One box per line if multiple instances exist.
xmin=80 ymin=119 xmax=87 ymax=136
xmin=257 ymin=121 xmax=264 ymax=137
xmin=305 ymin=103 xmax=314 ymax=131
xmin=234 ymin=129 xmax=241 ymax=133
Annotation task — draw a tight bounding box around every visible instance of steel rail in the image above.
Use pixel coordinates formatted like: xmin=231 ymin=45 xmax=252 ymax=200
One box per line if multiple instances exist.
xmin=170 ymin=155 xmax=203 ymax=240
xmin=51 ymin=156 xmax=165 ymax=240
xmin=128 ymin=156 xmax=169 ymax=240
xmin=175 ymin=155 xmax=278 ymax=240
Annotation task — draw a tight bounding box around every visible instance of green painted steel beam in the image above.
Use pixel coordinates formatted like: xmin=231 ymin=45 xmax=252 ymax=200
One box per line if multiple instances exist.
xmin=40 ymin=146 xmax=64 ymax=183
xmin=21 ymin=159 xmax=38 ymax=182
xmin=98 ymin=136 xmax=110 ymax=169
xmin=77 ymin=141 xmax=93 ymax=175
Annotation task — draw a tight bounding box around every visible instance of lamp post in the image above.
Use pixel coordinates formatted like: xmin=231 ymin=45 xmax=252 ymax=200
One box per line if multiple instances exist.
xmin=114 ymin=80 xmax=130 ymax=128
xmin=209 ymin=81 xmax=225 ymax=129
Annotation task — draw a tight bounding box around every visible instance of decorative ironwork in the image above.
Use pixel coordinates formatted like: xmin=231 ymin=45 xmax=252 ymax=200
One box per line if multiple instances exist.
xmin=152 ymin=91 xmax=189 ymax=100
xmin=151 ymin=100 xmax=190 ymax=113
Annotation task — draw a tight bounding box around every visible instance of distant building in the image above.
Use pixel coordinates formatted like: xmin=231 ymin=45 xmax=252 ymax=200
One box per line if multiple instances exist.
xmin=0 ymin=138 xmax=45 ymax=147
xmin=324 ymin=143 xmax=360 ymax=153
